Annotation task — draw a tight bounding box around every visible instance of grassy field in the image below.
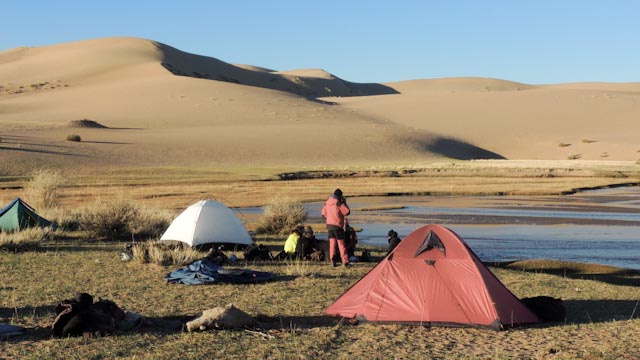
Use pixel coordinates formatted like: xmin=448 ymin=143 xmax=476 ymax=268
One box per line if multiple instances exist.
xmin=1 ymin=162 xmax=640 ymax=359
xmin=1 ymin=237 xmax=639 ymax=360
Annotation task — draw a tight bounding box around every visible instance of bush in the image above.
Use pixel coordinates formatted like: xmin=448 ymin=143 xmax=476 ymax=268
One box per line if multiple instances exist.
xmin=24 ymin=169 xmax=66 ymax=210
xmin=254 ymin=197 xmax=306 ymax=235
xmin=66 ymin=134 xmax=81 ymax=142
xmin=77 ymin=197 xmax=173 ymax=241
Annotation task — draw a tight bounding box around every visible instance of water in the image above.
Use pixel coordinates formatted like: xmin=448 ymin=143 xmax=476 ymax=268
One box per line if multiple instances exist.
xmin=236 ymin=187 xmax=640 ymax=270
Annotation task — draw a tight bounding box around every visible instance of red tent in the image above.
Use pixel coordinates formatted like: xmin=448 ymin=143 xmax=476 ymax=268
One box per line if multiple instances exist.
xmin=325 ymin=224 xmax=541 ymax=329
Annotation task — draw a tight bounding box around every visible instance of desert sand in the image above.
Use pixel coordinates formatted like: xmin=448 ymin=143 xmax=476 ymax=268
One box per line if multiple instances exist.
xmin=0 ymin=37 xmax=639 ymax=175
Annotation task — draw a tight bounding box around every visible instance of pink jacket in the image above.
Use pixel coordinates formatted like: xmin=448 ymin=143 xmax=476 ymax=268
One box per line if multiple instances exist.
xmin=322 ymin=195 xmax=350 ymax=228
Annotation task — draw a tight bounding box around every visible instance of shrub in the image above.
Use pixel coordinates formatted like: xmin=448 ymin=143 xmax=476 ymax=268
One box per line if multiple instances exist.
xmin=77 ymin=197 xmax=173 ymax=241
xmin=24 ymin=169 xmax=66 ymax=210
xmin=42 ymin=207 xmax=80 ymax=231
xmin=66 ymin=134 xmax=81 ymax=142
xmin=129 ymin=207 xmax=174 ymax=239
xmin=254 ymin=197 xmax=306 ymax=235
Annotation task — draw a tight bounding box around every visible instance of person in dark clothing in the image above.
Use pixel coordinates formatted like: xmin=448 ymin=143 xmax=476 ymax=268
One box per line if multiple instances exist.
xmin=387 ymin=229 xmax=401 ymax=254
xmin=296 ymin=226 xmax=319 ymax=260
xmin=344 ymin=220 xmax=358 ymax=260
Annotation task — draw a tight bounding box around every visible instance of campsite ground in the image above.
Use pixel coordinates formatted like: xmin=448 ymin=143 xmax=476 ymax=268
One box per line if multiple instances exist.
xmin=1 ymin=164 xmax=640 ymax=359
xmin=0 ymin=239 xmax=639 ymax=360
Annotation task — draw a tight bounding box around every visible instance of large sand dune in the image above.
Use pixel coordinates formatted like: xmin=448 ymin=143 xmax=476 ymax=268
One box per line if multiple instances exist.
xmin=0 ymin=37 xmax=638 ymax=174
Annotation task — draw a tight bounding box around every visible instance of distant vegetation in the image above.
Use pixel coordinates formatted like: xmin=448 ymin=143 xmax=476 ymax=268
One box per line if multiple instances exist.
xmin=65 ymin=134 xmax=81 ymax=142
xmin=69 ymin=119 xmax=107 ymax=128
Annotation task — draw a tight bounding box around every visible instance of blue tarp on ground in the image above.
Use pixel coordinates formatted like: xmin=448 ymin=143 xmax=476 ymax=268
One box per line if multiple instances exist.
xmin=0 ymin=323 xmax=25 ymax=338
xmin=165 ymin=258 xmax=275 ymax=285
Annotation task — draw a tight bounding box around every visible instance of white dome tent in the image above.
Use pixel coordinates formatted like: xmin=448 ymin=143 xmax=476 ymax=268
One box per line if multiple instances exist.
xmin=160 ymin=200 xmax=253 ymax=248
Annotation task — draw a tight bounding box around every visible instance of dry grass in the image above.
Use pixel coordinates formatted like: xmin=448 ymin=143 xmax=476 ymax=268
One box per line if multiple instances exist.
xmin=76 ymin=197 xmax=172 ymax=241
xmin=254 ymin=197 xmax=307 ymax=235
xmin=0 ymin=237 xmax=638 ymax=360
xmin=1 ymin=162 xmax=640 ymax=358
xmin=130 ymin=241 xmax=201 ymax=266
xmin=0 ymin=226 xmax=57 ymax=251
xmin=2 ymin=161 xmax=640 ymax=211
xmin=23 ymin=169 xmax=66 ymax=210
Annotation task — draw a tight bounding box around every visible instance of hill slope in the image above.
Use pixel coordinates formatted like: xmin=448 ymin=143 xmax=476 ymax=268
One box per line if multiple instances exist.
xmin=0 ymin=37 xmax=638 ymax=174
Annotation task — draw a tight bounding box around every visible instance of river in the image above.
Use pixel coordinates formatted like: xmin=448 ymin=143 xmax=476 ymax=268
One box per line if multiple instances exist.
xmin=237 ymin=187 xmax=640 ymax=270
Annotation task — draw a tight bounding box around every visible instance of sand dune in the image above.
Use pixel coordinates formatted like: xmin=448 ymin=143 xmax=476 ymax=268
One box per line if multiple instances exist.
xmin=0 ymin=37 xmax=638 ymax=174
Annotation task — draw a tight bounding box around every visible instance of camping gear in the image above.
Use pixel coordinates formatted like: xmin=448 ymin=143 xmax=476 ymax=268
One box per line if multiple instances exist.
xmin=160 ymin=200 xmax=253 ymax=248
xmin=165 ymin=258 xmax=275 ymax=285
xmin=187 ymin=304 xmax=257 ymax=331
xmin=521 ymin=296 xmax=566 ymax=322
xmin=325 ymin=224 xmax=541 ymax=330
xmin=0 ymin=198 xmax=51 ymax=232
xmin=243 ymin=244 xmax=272 ymax=261
xmin=53 ymin=293 xmax=126 ymax=338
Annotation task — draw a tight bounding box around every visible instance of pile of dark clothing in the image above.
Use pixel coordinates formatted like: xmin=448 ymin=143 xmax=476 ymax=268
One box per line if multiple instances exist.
xmin=52 ymin=293 xmax=142 ymax=337
xmin=521 ymin=296 xmax=566 ymax=322
xmin=243 ymin=244 xmax=273 ymax=261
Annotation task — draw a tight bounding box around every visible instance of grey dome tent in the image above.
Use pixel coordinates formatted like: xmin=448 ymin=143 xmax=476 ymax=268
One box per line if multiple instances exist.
xmin=160 ymin=200 xmax=253 ymax=248
xmin=0 ymin=198 xmax=51 ymax=232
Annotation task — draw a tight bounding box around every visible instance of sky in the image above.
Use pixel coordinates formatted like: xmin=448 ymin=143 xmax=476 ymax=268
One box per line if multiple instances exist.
xmin=2 ymin=1 xmax=640 ymax=84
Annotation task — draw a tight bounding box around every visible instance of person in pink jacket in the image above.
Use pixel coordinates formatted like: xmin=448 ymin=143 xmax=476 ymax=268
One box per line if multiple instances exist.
xmin=321 ymin=188 xmax=352 ymax=267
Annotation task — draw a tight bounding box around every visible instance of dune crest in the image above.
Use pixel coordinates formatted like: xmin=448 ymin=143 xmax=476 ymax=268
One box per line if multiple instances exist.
xmin=1 ymin=36 xmax=639 ymax=173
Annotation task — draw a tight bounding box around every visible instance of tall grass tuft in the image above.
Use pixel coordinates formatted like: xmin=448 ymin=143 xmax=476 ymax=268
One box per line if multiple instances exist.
xmin=283 ymin=259 xmax=314 ymax=277
xmin=0 ymin=227 xmax=57 ymax=252
xmin=77 ymin=197 xmax=173 ymax=241
xmin=131 ymin=241 xmax=199 ymax=266
xmin=24 ymin=169 xmax=66 ymax=210
xmin=170 ymin=246 xmax=200 ymax=265
xmin=255 ymin=196 xmax=306 ymax=235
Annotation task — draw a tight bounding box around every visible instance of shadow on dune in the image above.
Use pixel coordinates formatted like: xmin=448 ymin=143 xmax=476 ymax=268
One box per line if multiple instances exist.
xmin=156 ymin=43 xmax=399 ymax=99
xmin=0 ymin=145 xmax=85 ymax=157
xmin=81 ymin=141 xmax=133 ymax=145
xmin=423 ymin=137 xmax=506 ymax=160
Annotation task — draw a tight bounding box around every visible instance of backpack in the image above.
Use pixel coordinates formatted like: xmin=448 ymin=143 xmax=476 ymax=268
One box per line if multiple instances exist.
xmin=244 ymin=244 xmax=272 ymax=261
xmin=521 ymin=296 xmax=566 ymax=322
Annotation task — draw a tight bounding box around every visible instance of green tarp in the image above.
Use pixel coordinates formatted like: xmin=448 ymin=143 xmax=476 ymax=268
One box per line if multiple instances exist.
xmin=0 ymin=198 xmax=51 ymax=232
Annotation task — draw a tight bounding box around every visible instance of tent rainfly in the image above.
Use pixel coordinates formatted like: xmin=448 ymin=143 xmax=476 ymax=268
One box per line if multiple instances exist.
xmin=160 ymin=200 xmax=253 ymax=248
xmin=325 ymin=224 xmax=541 ymax=330
xmin=0 ymin=198 xmax=51 ymax=232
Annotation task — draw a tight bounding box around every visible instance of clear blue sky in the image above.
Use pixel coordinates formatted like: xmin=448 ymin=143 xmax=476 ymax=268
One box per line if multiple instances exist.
xmin=2 ymin=1 xmax=639 ymax=84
